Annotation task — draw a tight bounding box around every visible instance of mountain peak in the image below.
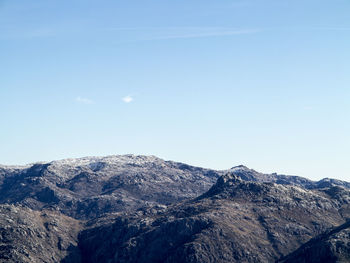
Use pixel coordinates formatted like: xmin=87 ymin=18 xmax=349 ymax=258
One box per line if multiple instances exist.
xmin=230 ymin=164 xmax=250 ymax=170
xmin=199 ymin=172 xmax=244 ymax=198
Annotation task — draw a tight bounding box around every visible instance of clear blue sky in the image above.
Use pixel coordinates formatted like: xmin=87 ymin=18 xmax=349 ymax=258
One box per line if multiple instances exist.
xmin=1 ymin=0 xmax=349 ymax=181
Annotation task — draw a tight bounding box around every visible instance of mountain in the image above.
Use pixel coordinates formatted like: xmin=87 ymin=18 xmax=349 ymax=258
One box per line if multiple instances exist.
xmin=78 ymin=173 xmax=350 ymax=263
xmin=227 ymin=165 xmax=350 ymax=190
xmin=0 ymin=155 xmax=349 ymax=262
xmin=0 ymin=155 xmax=349 ymax=221
xmin=0 ymin=155 xmax=219 ymax=219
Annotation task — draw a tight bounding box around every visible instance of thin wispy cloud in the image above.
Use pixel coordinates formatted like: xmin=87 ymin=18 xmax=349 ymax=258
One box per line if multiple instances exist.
xmin=76 ymin=96 xmax=94 ymax=105
xmin=122 ymin=95 xmax=133 ymax=103
xmin=102 ymin=27 xmax=261 ymax=41
xmin=269 ymin=26 xmax=350 ymax=32
xmin=303 ymin=106 xmax=314 ymax=111
xmin=0 ymin=26 xmax=56 ymax=40
xmin=149 ymin=29 xmax=260 ymax=40
xmin=4 ymin=25 xmax=350 ymax=41
xmin=309 ymin=26 xmax=350 ymax=31
xmin=103 ymin=26 xmax=255 ymax=32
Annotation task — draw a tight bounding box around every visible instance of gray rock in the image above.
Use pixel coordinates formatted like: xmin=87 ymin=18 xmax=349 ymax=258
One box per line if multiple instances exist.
xmin=0 ymin=204 xmax=81 ymax=263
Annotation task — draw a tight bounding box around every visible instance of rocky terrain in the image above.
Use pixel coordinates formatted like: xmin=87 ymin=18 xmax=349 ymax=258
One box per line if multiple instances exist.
xmin=0 ymin=204 xmax=81 ymax=263
xmin=78 ymin=173 xmax=350 ymax=263
xmin=227 ymin=165 xmax=350 ymax=190
xmin=0 ymin=155 xmax=219 ymax=220
xmin=0 ymin=154 xmax=349 ymax=262
xmin=1 ymin=155 xmax=349 ymax=221
xmin=278 ymin=220 xmax=350 ymax=263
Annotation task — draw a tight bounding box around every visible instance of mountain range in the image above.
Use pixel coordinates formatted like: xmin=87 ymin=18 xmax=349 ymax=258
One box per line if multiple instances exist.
xmin=0 ymin=155 xmax=349 ymax=262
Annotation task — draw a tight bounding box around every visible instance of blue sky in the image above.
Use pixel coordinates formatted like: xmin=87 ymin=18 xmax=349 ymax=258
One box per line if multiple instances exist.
xmin=1 ymin=0 xmax=349 ymax=181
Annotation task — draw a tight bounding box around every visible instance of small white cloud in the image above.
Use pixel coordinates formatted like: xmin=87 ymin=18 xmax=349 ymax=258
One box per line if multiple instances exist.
xmin=76 ymin=96 xmax=94 ymax=104
xmin=152 ymin=29 xmax=260 ymax=40
xmin=303 ymin=106 xmax=314 ymax=110
xmin=122 ymin=95 xmax=133 ymax=103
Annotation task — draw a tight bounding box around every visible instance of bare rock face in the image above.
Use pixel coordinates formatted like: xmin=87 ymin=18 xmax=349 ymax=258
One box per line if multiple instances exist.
xmin=278 ymin=220 xmax=350 ymax=263
xmin=0 ymin=204 xmax=82 ymax=263
xmin=78 ymin=173 xmax=350 ymax=263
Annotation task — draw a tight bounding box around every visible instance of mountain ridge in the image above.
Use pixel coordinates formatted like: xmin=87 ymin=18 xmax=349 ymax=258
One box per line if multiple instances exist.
xmin=1 ymin=154 xmax=349 ymax=188
xmin=79 ymin=171 xmax=350 ymax=262
xmin=0 ymin=154 xmax=349 ymax=262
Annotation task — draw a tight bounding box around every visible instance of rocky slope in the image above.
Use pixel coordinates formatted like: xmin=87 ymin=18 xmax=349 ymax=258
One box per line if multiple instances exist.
xmin=0 ymin=155 xmax=349 ymax=262
xmin=78 ymin=173 xmax=350 ymax=263
xmin=0 ymin=155 xmax=219 ymax=219
xmin=278 ymin=220 xmax=350 ymax=263
xmin=0 ymin=205 xmax=81 ymax=263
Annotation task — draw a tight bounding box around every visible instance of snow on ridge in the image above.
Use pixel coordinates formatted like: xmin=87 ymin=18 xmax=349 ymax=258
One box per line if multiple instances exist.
xmin=228 ymin=165 xmax=251 ymax=172
xmin=48 ymin=154 xmax=164 ymax=167
xmin=0 ymin=164 xmax=32 ymax=170
xmin=0 ymin=155 xmax=165 ymax=174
